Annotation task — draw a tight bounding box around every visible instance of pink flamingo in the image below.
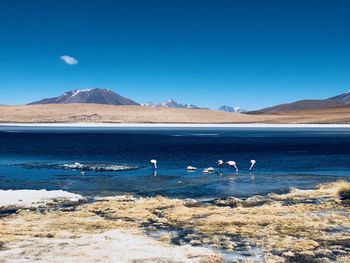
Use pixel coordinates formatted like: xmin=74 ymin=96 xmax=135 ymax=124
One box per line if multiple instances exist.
xmin=226 ymin=161 xmax=238 ymax=173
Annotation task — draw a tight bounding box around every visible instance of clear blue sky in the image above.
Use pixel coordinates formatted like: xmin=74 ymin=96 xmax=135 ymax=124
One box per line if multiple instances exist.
xmin=0 ymin=0 xmax=349 ymax=110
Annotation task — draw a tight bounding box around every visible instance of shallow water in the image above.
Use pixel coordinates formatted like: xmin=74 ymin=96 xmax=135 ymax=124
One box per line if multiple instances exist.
xmin=0 ymin=127 xmax=350 ymax=199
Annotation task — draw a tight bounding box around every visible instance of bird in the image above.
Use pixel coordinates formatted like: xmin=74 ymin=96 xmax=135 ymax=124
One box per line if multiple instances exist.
xmin=216 ymin=160 xmax=224 ymax=175
xmin=217 ymin=160 xmax=224 ymax=167
xmin=150 ymin=159 xmax=157 ymax=169
xmin=226 ymin=161 xmax=238 ymax=173
xmin=249 ymin=160 xmax=256 ymax=171
xmin=207 ymin=167 xmax=215 ymax=172
xmin=187 ymin=166 xmax=197 ymax=171
xmin=203 ymin=167 xmax=215 ymax=174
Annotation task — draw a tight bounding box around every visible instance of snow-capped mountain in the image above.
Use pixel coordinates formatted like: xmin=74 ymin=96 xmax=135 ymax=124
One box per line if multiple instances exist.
xmin=328 ymin=90 xmax=350 ymax=104
xmin=28 ymin=88 xmax=139 ymax=106
xmin=142 ymin=99 xmax=202 ymax=109
xmin=219 ymin=105 xmax=244 ymax=113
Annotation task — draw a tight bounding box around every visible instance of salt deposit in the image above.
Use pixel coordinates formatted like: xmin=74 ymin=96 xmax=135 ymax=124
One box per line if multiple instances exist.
xmin=0 ymin=189 xmax=83 ymax=208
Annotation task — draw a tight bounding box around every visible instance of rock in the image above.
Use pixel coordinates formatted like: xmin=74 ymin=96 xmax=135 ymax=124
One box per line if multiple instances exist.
xmin=283 ymin=251 xmax=295 ymax=257
xmin=214 ymin=195 xmax=272 ymax=207
xmin=213 ymin=197 xmax=243 ymax=207
xmin=184 ymin=199 xmax=201 ymax=208
xmin=0 ymin=241 xmax=5 ymax=251
xmin=242 ymin=195 xmax=271 ymax=207
xmin=282 ymin=200 xmax=297 ymax=206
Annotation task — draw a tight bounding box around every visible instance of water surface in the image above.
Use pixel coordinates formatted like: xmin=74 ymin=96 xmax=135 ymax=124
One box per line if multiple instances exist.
xmin=0 ymin=127 xmax=349 ymax=199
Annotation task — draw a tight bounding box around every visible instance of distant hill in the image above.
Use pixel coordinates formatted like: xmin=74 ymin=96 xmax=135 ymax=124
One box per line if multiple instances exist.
xmin=142 ymin=99 xmax=203 ymax=109
xmin=253 ymin=91 xmax=350 ymax=113
xmin=254 ymin=99 xmax=344 ymax=113
xmin=28 ymin=88 xmax=139 ymax=106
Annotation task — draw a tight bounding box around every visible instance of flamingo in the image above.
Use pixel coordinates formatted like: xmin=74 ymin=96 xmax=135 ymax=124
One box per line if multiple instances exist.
xmin=216 ymin=159 xmax=224 ymax=175
xmin=249 ymin=160 xmax=256 ymax=171
xmin=150 ymin=159 xmax=157 ymax=170
xmin=187 ymin=166 xmax=197 ymax=171
xmin=226 ymin=161 xmax=238 ymax=173
xmin=203 ymin=167 xmax=215 ymax=173
xmin=207 ymin=167 xmax=215 ymax=172
xmin=217 ymin=160 xmax=224 ymax=167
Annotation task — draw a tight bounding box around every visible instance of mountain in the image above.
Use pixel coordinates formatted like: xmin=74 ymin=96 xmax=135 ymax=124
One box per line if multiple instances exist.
xmin=28 ymin=88 xmax=139 ymax=106
xmin=253 ymin=91 xmax=350 ymax=113
xmin=219 ymin=105 xmax=244 ymax=113
xmin=328 ymin=91 xmax=350 ymax=104
xmin=254 ymin=99 xmax=344 ymax=113
xmin=142 ymin=99 xmax=202 ymax=109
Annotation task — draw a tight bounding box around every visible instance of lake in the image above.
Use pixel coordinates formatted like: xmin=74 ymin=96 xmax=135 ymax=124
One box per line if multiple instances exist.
xmin=1 ymin=126 xmax=349 ymax=199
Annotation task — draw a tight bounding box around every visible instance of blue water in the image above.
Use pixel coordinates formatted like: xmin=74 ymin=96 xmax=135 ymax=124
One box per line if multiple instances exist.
xmin=1 ymin=127 xmax=350 ymax=199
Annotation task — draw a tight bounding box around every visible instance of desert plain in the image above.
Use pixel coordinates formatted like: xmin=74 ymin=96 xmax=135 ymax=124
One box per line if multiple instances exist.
xmin=1 ymin=104 xmax=350 ymax=124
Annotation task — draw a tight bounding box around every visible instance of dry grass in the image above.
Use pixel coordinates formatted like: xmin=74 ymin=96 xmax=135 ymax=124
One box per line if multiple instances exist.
xmin=260 ymin=105 xmax=350 ymax=124
xmin=1 ymin=182 xmax=350 ymax=262
xmin=0 ymin=209 xmax=137 ymax=244
xmin=337 ymin=184 xmax=350 ymax=201
xmin=198 ymin=255 xmax=223 ymax=263
xmin=86 ymin=182 xmax=350 ymax=261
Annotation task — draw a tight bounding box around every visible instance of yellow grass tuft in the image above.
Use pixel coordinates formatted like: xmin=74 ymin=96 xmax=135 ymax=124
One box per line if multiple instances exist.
xmin=336 ymin=182 xmax=350 ymax=200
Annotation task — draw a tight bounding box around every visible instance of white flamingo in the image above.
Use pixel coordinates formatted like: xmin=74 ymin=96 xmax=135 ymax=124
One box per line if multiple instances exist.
xmin=187 ymin=166 xmax=197 ymax=171
xmin=217 ymin=160 xmax=224 ymax=167
xmin=150 ymin=159 xmax=157 ymax=169
xmin=249 ymin=160 xmax=256 ymax=171
xmin=226 ymin=161 xmax=238 ymax=173
xmin=203 ymin=167 xmax=215 ymax=173
xmin=207 ymin=167 xmax=215 ymax=172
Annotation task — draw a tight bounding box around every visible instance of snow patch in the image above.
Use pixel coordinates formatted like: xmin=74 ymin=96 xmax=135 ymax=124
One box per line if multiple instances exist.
xmin=0 ymin=230 xmax=217 ymax=262
xmin=0 ymin=189 xmax=83 ymax=208
xmin=142 ymin=99 xmax=202 ymax=109
xmin=69 ymin=89 xmax=94 ymax=98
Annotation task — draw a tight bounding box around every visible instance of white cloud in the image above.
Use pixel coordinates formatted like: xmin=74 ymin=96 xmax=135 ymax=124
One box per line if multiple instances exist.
xmin=60 ymin=55 xmax=78 ymax=65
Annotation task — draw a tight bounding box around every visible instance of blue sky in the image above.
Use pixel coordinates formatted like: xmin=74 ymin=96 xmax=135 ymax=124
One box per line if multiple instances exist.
xmin=0 ymin=0 xmax=349 ymax=110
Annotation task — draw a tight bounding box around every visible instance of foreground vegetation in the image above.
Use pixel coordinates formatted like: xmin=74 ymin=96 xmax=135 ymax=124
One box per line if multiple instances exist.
xmin=0 ymin=181 xmax=349 ymax=262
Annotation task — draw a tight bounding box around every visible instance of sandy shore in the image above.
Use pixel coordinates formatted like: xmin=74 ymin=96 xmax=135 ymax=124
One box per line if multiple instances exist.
xmin=2 ymin=123 xmax=350 ymax=128
xmin=1 ymin=182 xmax=349 ymax=262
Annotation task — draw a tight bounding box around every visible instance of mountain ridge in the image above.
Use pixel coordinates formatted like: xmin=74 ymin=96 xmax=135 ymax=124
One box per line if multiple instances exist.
xmin=253 ymin=91 xmax=350 ymax=113
xmin=219 ymin=105 xmax=244 ymax=113
xmin=28 ymin=88 xmax=139 ymax=106
xmin=142 ymin=99 xmax=203 ymax=109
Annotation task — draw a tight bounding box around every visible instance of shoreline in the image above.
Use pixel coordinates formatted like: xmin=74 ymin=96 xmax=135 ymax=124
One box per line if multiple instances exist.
xmin=2 ymin=122 xmax=350 ymax=128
